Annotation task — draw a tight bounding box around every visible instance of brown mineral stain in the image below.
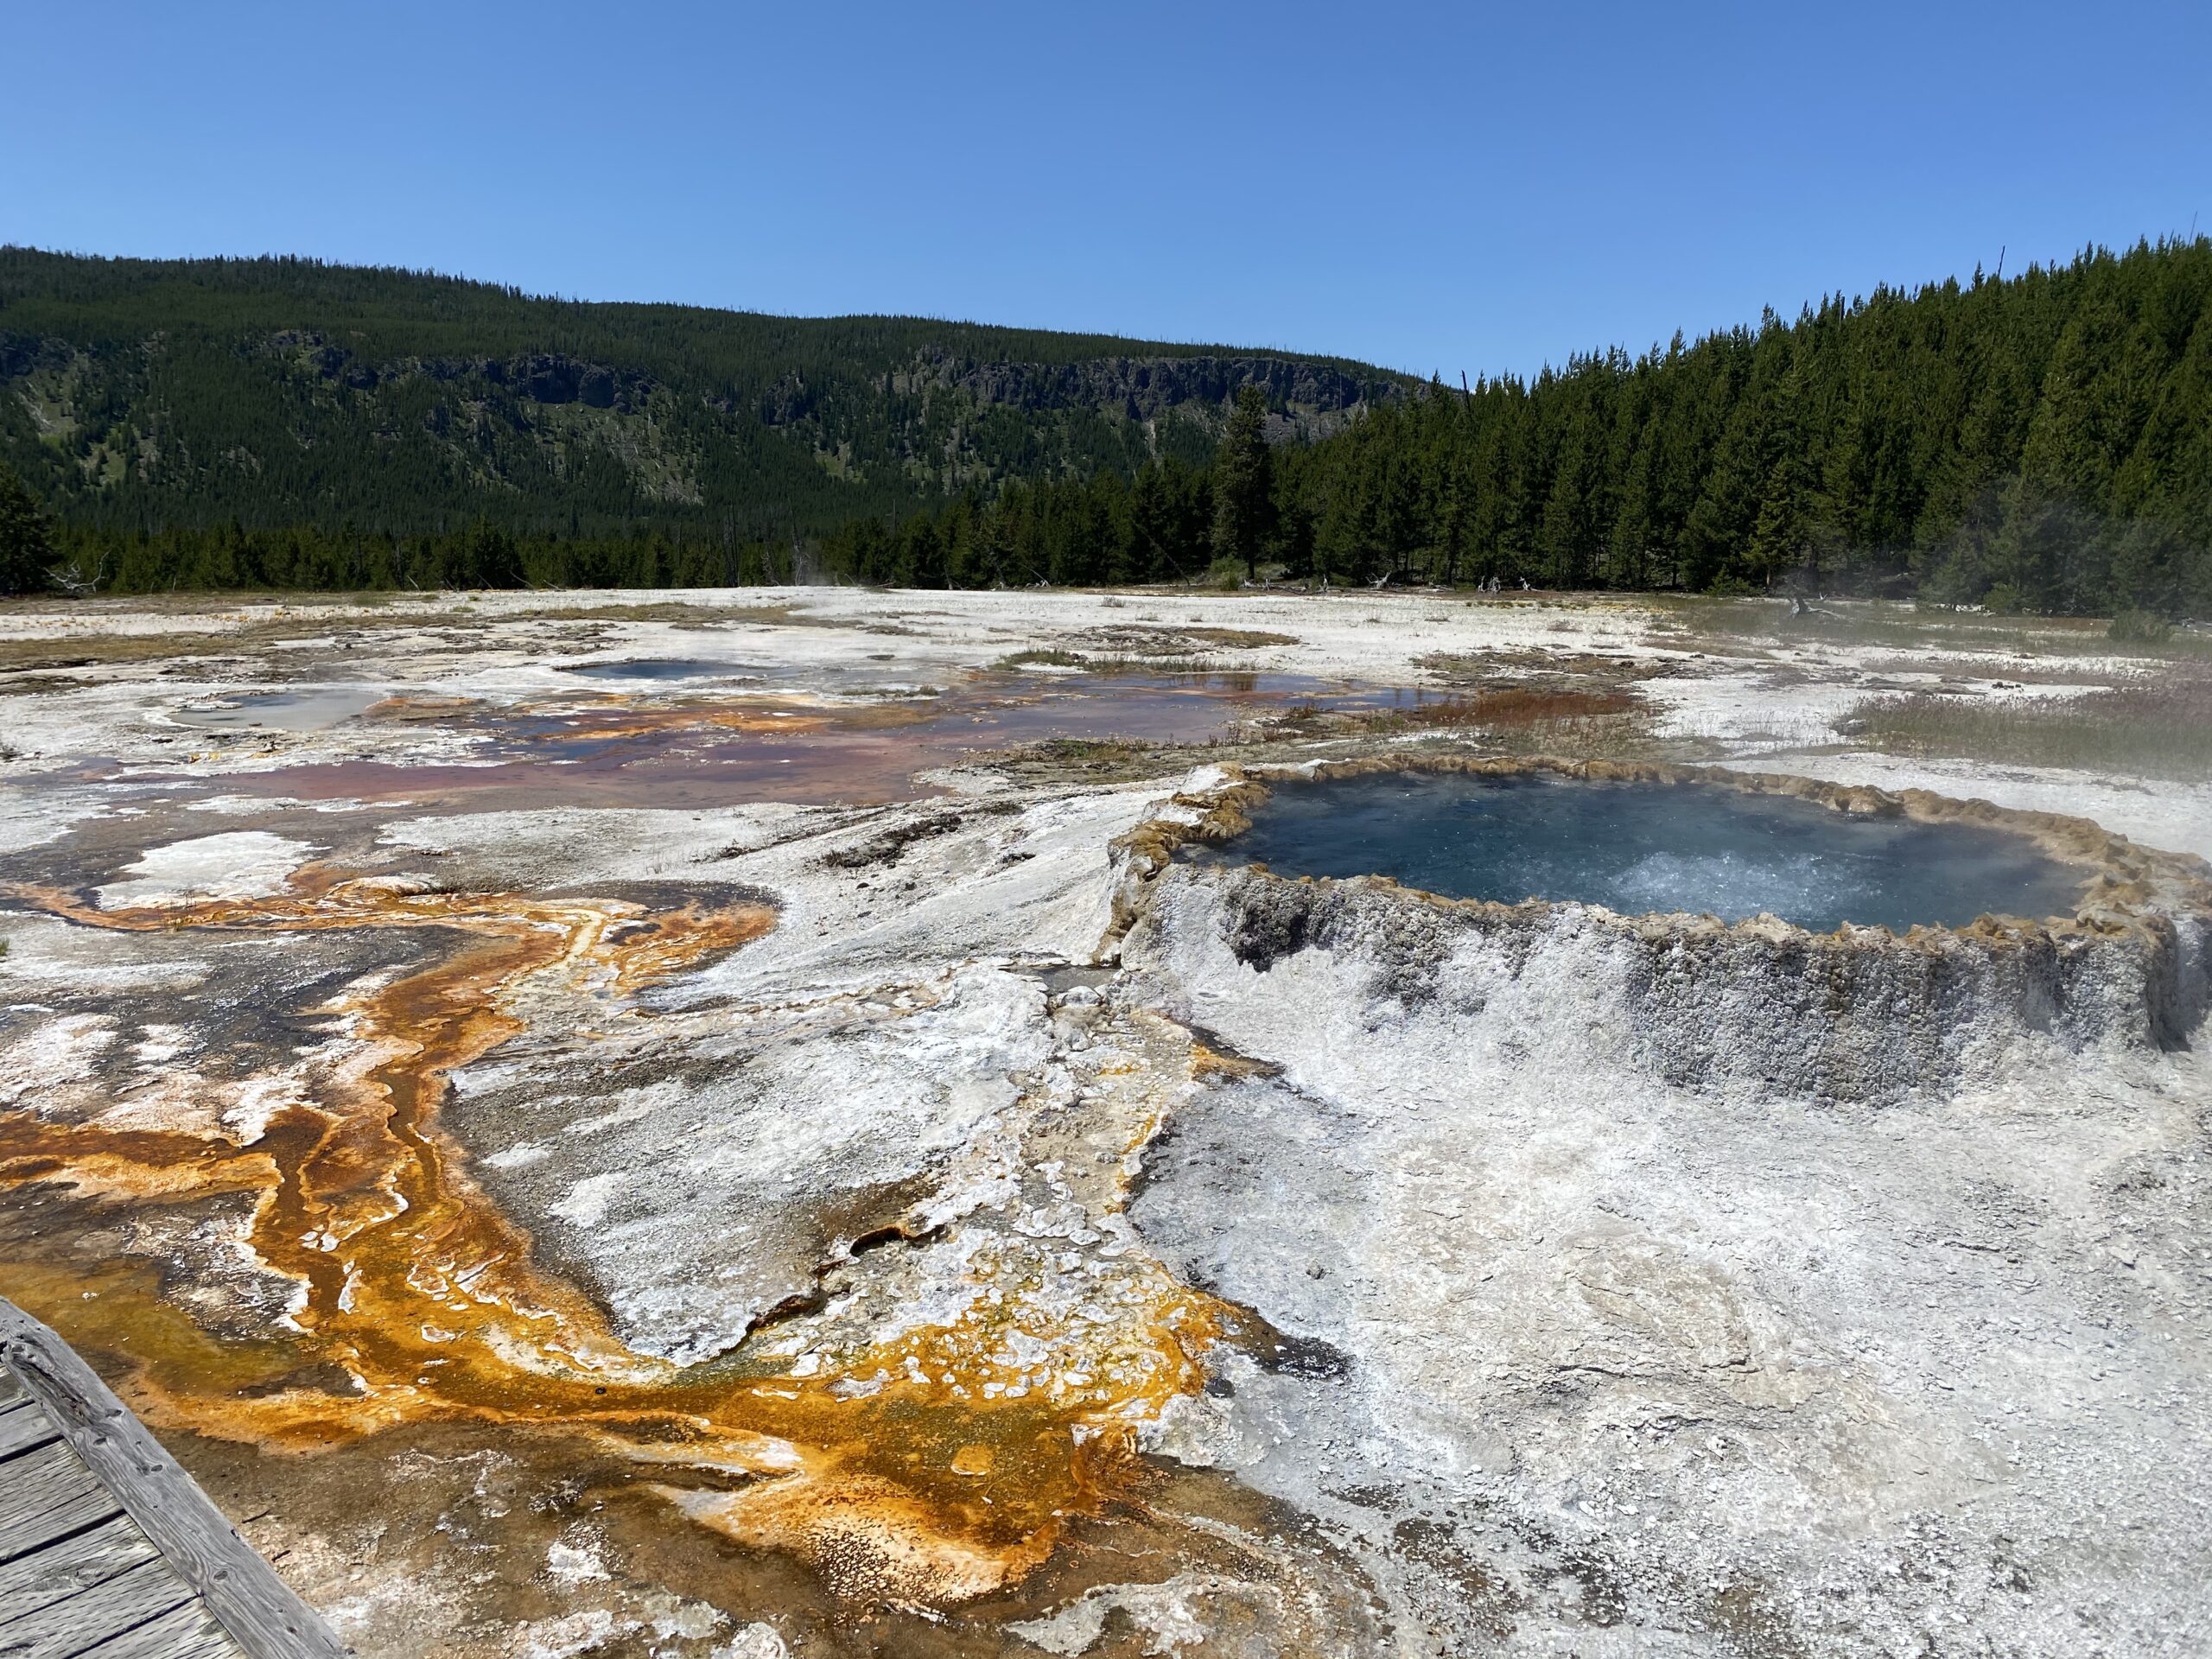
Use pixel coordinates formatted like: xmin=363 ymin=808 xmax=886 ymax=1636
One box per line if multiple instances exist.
xmin=544 ymin=696 xmax=931 ymax=742
xmin=0 ymin=867 xmax=1223 ymax=1605
xmin=196 ymin=671 xmax=1407 ymax=812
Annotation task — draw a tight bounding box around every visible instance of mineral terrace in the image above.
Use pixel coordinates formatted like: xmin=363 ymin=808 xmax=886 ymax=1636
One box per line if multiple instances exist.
xmin=0 ymin=586 xmax=2206 ymax=1659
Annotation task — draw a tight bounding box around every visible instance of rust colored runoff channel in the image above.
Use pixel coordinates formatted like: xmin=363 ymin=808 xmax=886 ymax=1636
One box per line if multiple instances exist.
xmin=0 ymin=869 xmax=1222 ymax=1605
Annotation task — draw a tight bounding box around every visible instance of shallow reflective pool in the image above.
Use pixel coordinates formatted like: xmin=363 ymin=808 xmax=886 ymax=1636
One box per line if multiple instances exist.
xmin=188 ymin=671 xmax=1426 ymax=812
xmin=560 ymin=658 xmax=770 ymax=681
xmin=1193 ymin=772 xmax=2088 ymax=931
xmin=175 ymin=687 xmax=385 ymax=732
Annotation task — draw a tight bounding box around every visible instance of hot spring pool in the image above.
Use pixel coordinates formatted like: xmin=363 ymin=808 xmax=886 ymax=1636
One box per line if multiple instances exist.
xmin=175 ymin=687 xmax=385 ymax=732
xmin=1192 ymin=772 xmax=2088 ymax=932
xmin=561 ymin=658 xmax=769 ymax=681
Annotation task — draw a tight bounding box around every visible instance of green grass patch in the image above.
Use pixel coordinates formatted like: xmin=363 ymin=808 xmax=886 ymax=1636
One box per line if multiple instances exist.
xmin=1844 ymin=680 xmax=2212 ymax=779
xmin=1649 ymin=595 xmax=2212 ymax=662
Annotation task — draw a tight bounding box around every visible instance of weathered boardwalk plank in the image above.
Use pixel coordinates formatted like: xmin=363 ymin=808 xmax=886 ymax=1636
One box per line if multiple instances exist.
xmin=0 ymin=1299 xmax=347 ymax=1657
xmin=0 ymin=1553 xmax=201 ymax=1656
xmin=0 ymin=1400 xmax=60 ymax=1464
xmin=68 ymin=1599 xmax=237 ymax=1659
xmin=0 ymin=1440 xmax=122 ymax=1565
xmin=0 ymin=1515 xmax=161 ymax=1624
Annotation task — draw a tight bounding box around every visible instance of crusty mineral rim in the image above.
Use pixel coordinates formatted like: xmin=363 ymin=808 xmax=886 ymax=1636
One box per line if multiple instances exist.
xmin=1109 ymin=754 xmax=2212 ymax=948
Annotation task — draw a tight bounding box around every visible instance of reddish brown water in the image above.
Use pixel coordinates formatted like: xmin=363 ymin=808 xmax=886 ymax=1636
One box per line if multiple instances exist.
xmin=150 ymin=671 xmax=1463 ymax=810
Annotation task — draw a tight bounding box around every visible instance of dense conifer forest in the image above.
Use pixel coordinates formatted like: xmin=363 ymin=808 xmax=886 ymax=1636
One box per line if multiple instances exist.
xmin=0 ymin=246 xmax=1394 ymax=591
xmin=3 ymin=239 xmax=2208 ymax=614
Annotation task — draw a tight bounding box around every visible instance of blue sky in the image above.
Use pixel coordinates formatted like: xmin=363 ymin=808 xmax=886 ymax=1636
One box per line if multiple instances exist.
xmin=5 ymin=2 xmax=2206 ymax=376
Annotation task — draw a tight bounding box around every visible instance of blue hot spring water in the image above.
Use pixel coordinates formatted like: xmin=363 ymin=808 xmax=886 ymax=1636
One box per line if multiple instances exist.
xmin=1192 ymin=772 xmax=2088 ymax=933
xmin=562 ymin=658 xmax=767 ymax=681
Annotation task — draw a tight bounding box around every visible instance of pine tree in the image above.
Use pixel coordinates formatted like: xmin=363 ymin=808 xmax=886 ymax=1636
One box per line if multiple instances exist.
xmin=1745 ymin=365 xmax=1813 ymax=588
xmin=1681 ymin=397 xmax=1768 ymax=591
xmin=0 ymin=465 xmax=54 ymax=595
xmin=461 ymin=519 xmax=525 ymax=588
xmin=1211 ymin=386 xmax=1276 ymax=581
xmin=1746 ymin=451 xmax=1810 ymax=590
xmin=1434 ymin=448 xmax=1473 ymax=587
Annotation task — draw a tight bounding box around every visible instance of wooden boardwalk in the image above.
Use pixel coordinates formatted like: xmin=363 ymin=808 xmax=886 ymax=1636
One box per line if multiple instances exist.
xmin=0 ymin=1301 xmax=346 ymax=1659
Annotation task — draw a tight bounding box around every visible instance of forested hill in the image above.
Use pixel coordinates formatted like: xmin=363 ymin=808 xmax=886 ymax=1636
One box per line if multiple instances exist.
xmin=3 ymin=241 xmax=2209 ymax=615
xmin=1268 ymin=236 xmax=2212 ymax=616
xmin=814 ymin=237 xmax=2212 ymax=615
xmin=0 ymin=248 xmax=1404 ymax=539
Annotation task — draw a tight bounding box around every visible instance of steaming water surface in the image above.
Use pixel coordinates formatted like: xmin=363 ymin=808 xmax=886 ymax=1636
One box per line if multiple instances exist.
xmin=560 ymin=658 xmax=771 ymax=681
xmin=1199 ymin=772 xmax=2088 ymax=932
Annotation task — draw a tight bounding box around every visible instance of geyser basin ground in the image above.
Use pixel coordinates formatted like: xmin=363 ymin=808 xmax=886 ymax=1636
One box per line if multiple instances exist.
xmin=3 ymin=589 xmax=2212 ymax=1657
xmin=1192 ymin=768 xmax=2089 ymax=932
